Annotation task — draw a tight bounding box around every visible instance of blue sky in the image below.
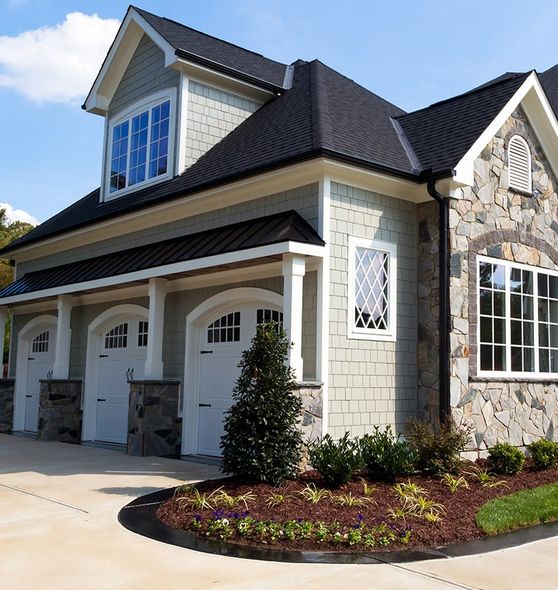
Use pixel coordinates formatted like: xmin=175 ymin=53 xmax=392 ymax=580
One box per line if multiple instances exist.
xmin=2 ymin=0 xmax=558 ymax=225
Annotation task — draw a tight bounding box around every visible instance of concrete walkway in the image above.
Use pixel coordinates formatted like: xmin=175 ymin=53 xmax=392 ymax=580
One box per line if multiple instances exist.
xmin=1 ymin=434 xmax=557 ymax=590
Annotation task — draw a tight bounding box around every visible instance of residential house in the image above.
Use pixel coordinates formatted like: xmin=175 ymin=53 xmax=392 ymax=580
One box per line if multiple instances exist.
xmin=2 ymin=6 xmax=558 ymax=457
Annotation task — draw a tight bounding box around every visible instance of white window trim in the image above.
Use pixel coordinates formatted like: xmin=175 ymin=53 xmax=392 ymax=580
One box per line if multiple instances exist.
xmin=477 ymin=254 xmax=558 ymax=379
xmin=103 ymin=87 xmax=177 ymax=201
xmin=508 ymin=134 xmax=532 ymax=194
xmin=347 ymin=235 xmax=397 ymax=342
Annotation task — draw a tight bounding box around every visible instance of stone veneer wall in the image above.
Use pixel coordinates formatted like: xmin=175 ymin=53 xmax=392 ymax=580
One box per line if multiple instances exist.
xmin=0 ymin=379 xmax=15 ymax=432
xmin=127 ymin=380 xmax=181 ymax=457
xmin=37 ymin=380 xmax=82 ymax=443
xmin=296 ymin=383 xmax=323 ymax=441
xmin=446 ymin=106 xmax=558 ymax=451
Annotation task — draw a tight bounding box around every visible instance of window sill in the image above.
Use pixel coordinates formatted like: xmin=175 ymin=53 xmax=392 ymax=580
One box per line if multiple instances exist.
xmin=471 ymin=375 xmax=558 ymax=384
xmin=347 ymin=330 xmax=396 ymax=342
xmin=103 ymin=172 xmax=172 ymax=202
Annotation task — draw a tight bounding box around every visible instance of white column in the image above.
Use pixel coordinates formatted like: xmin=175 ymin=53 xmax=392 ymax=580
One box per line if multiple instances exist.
xmin=144 ymin=278 xmax=167 ymax=380
xmin=282 ymin=254 xmax=306 ymax=381
xmin=0 ymin=306 xmax=8 ymax=372
xmin=52 ymin=295 xmax=73 ymax=379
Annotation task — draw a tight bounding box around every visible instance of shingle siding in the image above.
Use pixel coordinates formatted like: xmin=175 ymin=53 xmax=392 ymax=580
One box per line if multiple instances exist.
xmin=185 ymin=80 xmax=261 ymax=169
xmin=328 ymin=182 xmax=418 ymax=438
xmin=17 ymin=184 xmax=319 ymax=276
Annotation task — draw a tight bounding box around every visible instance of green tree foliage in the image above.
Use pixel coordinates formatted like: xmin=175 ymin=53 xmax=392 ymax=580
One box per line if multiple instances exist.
xmin=220 ymin=322 xmax=302 ymax=485
xmin=0 ymin=209 xmax=35 ymax=363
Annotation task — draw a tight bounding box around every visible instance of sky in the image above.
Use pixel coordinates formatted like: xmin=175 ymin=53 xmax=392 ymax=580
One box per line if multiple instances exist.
xmin=2 ymin=0 xmax=558 ymax=225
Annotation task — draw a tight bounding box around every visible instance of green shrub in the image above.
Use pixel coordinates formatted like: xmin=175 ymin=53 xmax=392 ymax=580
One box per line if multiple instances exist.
xmin=360 ymin=426 xmax=416 ymax=481
xmin=528 ymin=439 xmax=558 ymax=470
xmin=308 ymin=432 xmax=362 ymax=488
xmin=405 ymin=418 xmax=472 ymax=475
xmin=488 ymin=443 xmax=525 ymax=475
xmin=220 ymin=322 xmax=302 ymax=485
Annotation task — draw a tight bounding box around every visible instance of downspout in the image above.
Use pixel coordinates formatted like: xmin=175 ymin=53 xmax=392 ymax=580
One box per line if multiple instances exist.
xmin=426 ymin=179 xmax=450 ymax=424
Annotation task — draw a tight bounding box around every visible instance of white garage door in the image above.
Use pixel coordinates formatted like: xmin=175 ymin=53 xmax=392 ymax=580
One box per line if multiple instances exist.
xmin=198 ymin=306 xmax=282 ymax=457
xmin=96 ymin=320 xmax=147 ymax=444
xmin=24 ymin=330 xmax=54 ymax=433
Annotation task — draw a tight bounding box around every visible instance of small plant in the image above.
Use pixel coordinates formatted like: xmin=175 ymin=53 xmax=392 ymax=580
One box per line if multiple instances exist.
xmin=528 ymin=439 xmax=558 ymax=470
xmin=393 ymin=480 xmax=427 ymax=500
xmin=465 ymin=466 xmax=508 ymax=489
xmin=441 ymin=473 xmax=469 ymax=493
xmin=265 ymin=492 xmax=291 ymax=508
xmin=387 ymin=505 xmax=414 ymax=521
xmin=359 ymin=478 xmax=377 ymax=497
xmin=214 ymin=489 xmax=256 ymax=509
xmin=333 ymin=492 xmax=373 ymax=508
xmin=408 ymin=495 xmax=445 ymax=518
xmin=177 ymin=486 xmax=221 ymax=511
xmin=298 ymin=483 xmax=331 ymax=504
xmin=488 ymin=443 xmax=525 ymax=475
xmin=405 ymin=418 xmax=473 ymax=475
xmin=308 ymin=432 xmax=362 ymax=488
xmin=173 ymin=482 xmax=193 ymax=498
xmin=220 ymin=322 xmax=302 ymax=485
xmin=360 ymin=426 xmax=417 ymax=481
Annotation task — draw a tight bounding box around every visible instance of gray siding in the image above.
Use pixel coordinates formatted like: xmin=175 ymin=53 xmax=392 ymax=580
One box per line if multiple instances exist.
xmin=9 ymin=313 xmax=49 ymax=377
xmin=185 ymin=80 xmax=260 ymax=169
xmin=328 ymin=182 xmax=418 ymax=438
xmin=18 ymin=184 xmax=319 ymax=275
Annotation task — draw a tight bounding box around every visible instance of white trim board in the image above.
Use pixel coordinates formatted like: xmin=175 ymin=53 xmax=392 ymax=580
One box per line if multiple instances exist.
xmin=2 ymin=241 xmax=325 ymax=305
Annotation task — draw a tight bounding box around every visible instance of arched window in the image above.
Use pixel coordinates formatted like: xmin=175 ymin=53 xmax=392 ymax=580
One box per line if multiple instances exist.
xmin=104 ymin=323 xmax=128 ymax=349
xmin=508 ymin=135 xmax=532 ymax=194
xmin=31 ymin=331 xmax=49 ymax=353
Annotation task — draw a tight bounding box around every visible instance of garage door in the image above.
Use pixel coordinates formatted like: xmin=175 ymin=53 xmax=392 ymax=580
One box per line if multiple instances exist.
xmin=24 ymin=330 xmax=54 ymax=432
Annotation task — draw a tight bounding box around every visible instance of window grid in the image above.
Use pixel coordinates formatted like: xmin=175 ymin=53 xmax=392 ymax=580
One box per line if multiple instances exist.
xmin=257 ymin=309 xmax=284 ymax=333
xmin=31 ymin=331 xmax=49 ymax=353
xmin=207 ymin=312 xmax=240 ymax=344
xmin=138 ymin=321 xmax=149 ymax=347
xmin=354 ymin=247 xmax=390 ymax=331
xmin=104 ymin=323 xmax=128 ymax=349
xmin=478 ymin=256 xmax=558 ymax=376
xmin=109 ymin=99 xmax=170 ymax=195
xmin=479 ymin=261 xmax=507 ymax=371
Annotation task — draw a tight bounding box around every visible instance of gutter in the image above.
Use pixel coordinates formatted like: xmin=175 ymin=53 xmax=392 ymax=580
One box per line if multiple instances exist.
xmin=426 ymin=178 xmax=451 ymax=424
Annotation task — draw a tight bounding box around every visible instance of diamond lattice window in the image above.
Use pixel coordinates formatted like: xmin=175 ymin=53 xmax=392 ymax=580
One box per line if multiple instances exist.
xmin=348 ymin=237 xmax=397 ymax=340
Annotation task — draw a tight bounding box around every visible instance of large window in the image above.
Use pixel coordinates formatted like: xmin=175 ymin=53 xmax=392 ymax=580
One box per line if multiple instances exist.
xmin=348 ymin=236 xmax=397 ymax=341
xmin=478 ymin=256 xmax=558 ymax=376
xmin=107 ymin=91 xmax=173 ymax=197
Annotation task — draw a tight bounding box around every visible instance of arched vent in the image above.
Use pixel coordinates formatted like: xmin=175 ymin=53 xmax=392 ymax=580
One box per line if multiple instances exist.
xmin=508 ymin=135 xmax=532 ymax=193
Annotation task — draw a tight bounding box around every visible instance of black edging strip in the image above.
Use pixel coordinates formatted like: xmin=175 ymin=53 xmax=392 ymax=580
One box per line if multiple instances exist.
xmin=117 ymin=487 xmax=558 ymax=564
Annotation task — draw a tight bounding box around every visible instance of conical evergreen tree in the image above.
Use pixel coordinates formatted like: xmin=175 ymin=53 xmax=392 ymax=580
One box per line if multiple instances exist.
xmin=220 ymin=322 xmax=302 ymax=485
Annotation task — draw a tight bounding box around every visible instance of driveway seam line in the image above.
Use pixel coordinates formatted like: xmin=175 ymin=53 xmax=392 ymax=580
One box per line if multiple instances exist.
xmin=0 ymin=483 xmax=89 ymax=514
xmin=386 ymin=563 xmax=485 ymax=590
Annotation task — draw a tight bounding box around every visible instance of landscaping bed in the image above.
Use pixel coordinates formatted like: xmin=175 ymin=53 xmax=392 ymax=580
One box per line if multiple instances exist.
xmin=156 ymin=462 xmax=558 ymax=552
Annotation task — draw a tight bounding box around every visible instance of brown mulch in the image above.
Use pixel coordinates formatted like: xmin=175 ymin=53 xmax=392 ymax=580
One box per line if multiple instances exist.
xmin=156 ymin=461 xmax=558 ymax=552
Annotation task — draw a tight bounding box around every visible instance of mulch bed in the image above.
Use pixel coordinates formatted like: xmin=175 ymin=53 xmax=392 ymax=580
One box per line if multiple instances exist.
xmin=156 ymin=461 xmax=558 ymax=552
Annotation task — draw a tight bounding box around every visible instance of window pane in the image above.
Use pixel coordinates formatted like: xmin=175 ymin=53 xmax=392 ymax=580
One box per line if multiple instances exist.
xmin=480 ymin=289 xmax=492 ymax=315
xmin=523 ymin=322 xmax=534 ymax=346
xmin=551 ymin=325 xmax=558 ymax=347
xmin=524 ymin=348 xmax=535 ymax=372
xmin=510 ymin=267 xmax=522 ymax=292
xmin=522 ymin=270 xmax=533 ymax=295
xmin=480 ymin=344 xmax=493 ymax=370
xmin=511 ymin=347 xmax=523 ymax=371
xmin=494 ymin=346 xmax=506 ymax=371
xmin=492 ymin=265 xmax=505 ymax=290
xmin=550 ymin=276 xmax=558 ymax=299
xmin=551 ymin=350 xmax=558 ymax=373
xmin=523 ymin=296 xmax=533 ymax=320
xmin=510 ymin=320 xmax=522 ymax=345
xmin=354 ymin=246 xmax=389 ymax=331
xmin=494 ymin=318 xmax=506 ymax=343
xmin=540 ymin=349 xmax=550 ymax=372
xmin=539 ymin=324 xmax=549 ymax=347
xmin=493 ymin=291 xmax=505 ymax=317
xmin=539 ymin=299 xmax=549 ymax=322
xmin=539 ymin=273 xmax=548 ymax=297
xmin=510 ymin=294 xmax=521 ymax=318
xmin=550 ymin=300 xmax=558 ymax=323
xmin=480 ymin=317 xmax=492 ymax=342
xmin=479 ymin=262 xmax=492 ymax=288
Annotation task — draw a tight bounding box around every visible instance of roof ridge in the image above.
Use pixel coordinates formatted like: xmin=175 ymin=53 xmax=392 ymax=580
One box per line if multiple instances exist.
xmin=309 ymin=60 xmax=334 ymax=151
xmin=397 ymin=71 xmax=531 ymax=120
xmin=132 ymin=5 xmax=287 ymax=68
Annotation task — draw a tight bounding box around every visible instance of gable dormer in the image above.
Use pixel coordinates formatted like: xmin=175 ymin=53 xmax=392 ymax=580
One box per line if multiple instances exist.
xmin=84 ymin=6 xmax=287 ymax=202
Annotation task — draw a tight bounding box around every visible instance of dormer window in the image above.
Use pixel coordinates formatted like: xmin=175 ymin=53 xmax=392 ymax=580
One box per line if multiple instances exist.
xmin=508 ymin=135 xmax=532 ymax=194
xmin=105 ymin=89 xmax=175 ymax=199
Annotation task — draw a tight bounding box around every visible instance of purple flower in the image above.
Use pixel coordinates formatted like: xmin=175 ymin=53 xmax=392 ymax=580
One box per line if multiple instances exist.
xmin=193 ymin=514 xmax=202 ymax=522
xmin=352 ymin=523 xmax=361 ymax=529
xmin=357 ymin=513 xmax=365 ymax=522
xmin=296 ymin=517 xmax=302 ymax=523
xmin=241 ymin=511 xmax=249 ymax=517
xmin=212 ymin=509 xmax=225 ymax=518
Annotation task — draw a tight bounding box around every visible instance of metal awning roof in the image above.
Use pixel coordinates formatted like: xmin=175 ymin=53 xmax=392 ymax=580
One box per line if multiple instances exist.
xmin=0 ymin=210 xmax=324 ymax=302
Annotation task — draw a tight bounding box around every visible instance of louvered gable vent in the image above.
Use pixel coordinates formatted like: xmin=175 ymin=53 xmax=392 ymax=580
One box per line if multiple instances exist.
xmin=508 ymin=135 xmax=532 ymax=193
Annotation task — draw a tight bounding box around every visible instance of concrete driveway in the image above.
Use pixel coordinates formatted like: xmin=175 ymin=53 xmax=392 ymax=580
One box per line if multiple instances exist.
xmin=1 ymin=434 xmax=557 ymax=590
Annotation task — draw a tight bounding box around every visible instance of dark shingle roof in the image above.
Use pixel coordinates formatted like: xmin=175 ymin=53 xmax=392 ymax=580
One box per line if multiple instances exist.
xmin=540 ymin=65 xmax=558 ymax=117
xmin=133 ymin=6 xmax=288 ymax=90
xmin=0 ymin=210 xmax=323 ymax=299
xmin=4 ymin=59 xmax=413 ymax=254
xmin=396 ymin=73 xmax=530 ymax=174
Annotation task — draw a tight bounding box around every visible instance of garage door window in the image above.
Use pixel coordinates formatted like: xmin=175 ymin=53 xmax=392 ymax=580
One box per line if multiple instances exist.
xmin=208 ymin=312 xmax=240 ymax=343
xmin=104 ymin=323 xmax=128 ymax=349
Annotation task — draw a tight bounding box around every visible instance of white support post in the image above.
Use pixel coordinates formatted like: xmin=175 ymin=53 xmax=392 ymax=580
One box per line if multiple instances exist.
xmin=52 ymin=295 xmax=73 ymax=379
xmin=0 ymin=306 xmax=7 ymax=374
xmin=144 ymin=278 xmax=167 ymax=380
xmin=282 ymin=254 xmax=306 ymax=381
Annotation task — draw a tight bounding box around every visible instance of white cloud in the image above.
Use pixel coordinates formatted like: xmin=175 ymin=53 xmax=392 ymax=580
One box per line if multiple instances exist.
xmin=0 ymin=12 xmax=120 ymax=103
xmin=0 ymin=203 xmax=38 ymax=225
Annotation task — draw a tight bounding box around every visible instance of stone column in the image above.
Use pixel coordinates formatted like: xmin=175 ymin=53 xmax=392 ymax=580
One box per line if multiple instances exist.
xmin=144 ymin=278 xmax=167 ymax=380
xmin=0 ymin=306 xmax=7 ymax=372
xmin=282 ymin=254 xmax=306 ymax=381
xmin=0 ymin=379 xmax=15 ymax=433
xmin=37 ymin=379 xmax=82 ymax=443
xmin=52 ymin=295 xmax=73 ymax=379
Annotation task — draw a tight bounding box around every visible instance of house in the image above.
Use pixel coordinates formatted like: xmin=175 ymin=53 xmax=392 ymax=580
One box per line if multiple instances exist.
xmin=2 ymin=6 xmax=558 ymax=458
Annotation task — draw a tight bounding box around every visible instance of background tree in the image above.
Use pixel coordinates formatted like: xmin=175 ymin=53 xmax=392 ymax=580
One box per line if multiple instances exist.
xmin=220 ymin=322 xmax=302 ymax=485
xmin=0 ymin=210 xmax=35 ymax=365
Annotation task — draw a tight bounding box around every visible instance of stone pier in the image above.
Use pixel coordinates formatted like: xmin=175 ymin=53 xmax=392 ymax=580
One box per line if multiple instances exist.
xmin=0 ymin=379 xmax=15 ymax=433
xmin=37 ymin=379 xmax=82 ymax=443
